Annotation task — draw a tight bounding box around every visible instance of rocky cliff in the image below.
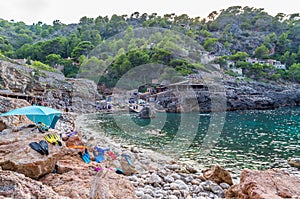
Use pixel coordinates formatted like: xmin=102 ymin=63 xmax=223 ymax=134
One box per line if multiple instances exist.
xmin=225 ymin=80 xmax=300 ymax=111
xmin=0 ymin=60 xmax=101 ymax=113
xmin=157 ymin=79 xmax=300 ymax=113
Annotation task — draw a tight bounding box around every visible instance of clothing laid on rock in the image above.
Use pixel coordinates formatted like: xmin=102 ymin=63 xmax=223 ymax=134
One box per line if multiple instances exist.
xmin=93 ymin=146 xmax=110 ymax=163
xmin=67 ymin=145 xmax=85 ymax=150
xmin=107 ymin=151 xmax=117 ymax=160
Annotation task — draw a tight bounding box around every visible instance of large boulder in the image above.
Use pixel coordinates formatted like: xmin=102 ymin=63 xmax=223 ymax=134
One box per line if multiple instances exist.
xmin=0 ymin=169 xmax=66 ymax=198
xmin=68 ymin=78 xmax=101 ymax=113
xmin=90 ymin=170 xmax=136 ymax=199
xmin=226 ymin=168 xmax=300 ymax=199
xmin=202 ymin=164 xmax=233 ymax=185
xmin=138 ymin=106 xmax=156 ymax=119
xmin=40 ymin=154 xmax=136 ymax=199
xmin=40 ymin=155 xmax=96 ymax=198
xmin=0 ymin=128 xmax=66 ymax=179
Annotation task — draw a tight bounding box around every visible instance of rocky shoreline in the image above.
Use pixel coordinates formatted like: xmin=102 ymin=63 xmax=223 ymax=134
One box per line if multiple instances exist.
xmin=76 ymin=113 xmax=300 ymax=199
xmin=0 ymin=61 xmax=300 ymax=198
xmin=76 ymin=114 xmax=232 ymax=199
xmin=0 ymin=106 xmax=300 ymax=198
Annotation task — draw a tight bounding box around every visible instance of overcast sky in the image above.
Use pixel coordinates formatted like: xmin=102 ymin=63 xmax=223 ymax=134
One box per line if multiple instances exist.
xmin=1 ymin=0 xmax=299 ymax=25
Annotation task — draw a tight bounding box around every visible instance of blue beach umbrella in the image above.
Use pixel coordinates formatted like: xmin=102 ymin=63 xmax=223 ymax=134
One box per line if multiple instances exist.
xmin=0 ymin=105 xmax=61 ymax=128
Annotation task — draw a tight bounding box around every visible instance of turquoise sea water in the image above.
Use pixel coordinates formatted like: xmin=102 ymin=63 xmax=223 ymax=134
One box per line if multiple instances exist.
xmin=85 ymin=106 xmax=300 ymax=172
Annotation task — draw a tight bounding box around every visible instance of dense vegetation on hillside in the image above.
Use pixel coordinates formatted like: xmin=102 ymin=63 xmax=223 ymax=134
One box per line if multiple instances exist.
xmin=0 ymin=6 xmax=299 ymax=85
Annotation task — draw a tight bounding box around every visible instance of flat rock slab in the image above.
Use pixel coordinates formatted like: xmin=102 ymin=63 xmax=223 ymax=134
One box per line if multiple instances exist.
xmin=0 ymin=128 xmax=65 ymax=179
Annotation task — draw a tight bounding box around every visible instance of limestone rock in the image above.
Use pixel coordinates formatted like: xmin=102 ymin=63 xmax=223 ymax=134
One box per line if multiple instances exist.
xmin=68 ymin=78 xmax=101 ymax=113
xmin=90 ymin=170 xmax=136 ymax=199
xmin=288 ymin=157 xmax=300 ymax=168
xmin=226 ymin=168 xmax=300 ymax=199
xmin=149 ymin=173 xmax=162 ymax=184
xmin=0 ymin=128 xmax=65 ymax=179
xmin=0 ymin=96 xmax=32 ymax=128
xmin=0 ymin=60 xmax=101 ymax=114
xmin=41 ymin=153 xmax=136 ymax=199
xmin=157 ymin=79 xmax=300 ymax=112
xmin=138 ymin=106 xmax=156 ymax=119
xmin=202 ymin=164 xmax=233 ymax=185
xmin=40 ymin=155 xmax=98 ymax=198
xmin=0 ymin=170 xmax=66 ymax=198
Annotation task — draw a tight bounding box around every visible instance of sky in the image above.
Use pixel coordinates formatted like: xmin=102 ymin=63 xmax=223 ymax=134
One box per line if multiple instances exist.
xmin=0 ymin=0 xmax=299 ymax=25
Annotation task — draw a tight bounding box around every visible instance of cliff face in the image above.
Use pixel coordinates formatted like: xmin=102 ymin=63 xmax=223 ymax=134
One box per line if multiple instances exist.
xmin=0 ymin=61 xmax=101 ymax=113
xmin=157 ymin=80 xmax=300 ymax=113
xmin=224 ymin=80 xmax=300 ymax=111
xmin=0 ymin=61 xmax=39 ymax=94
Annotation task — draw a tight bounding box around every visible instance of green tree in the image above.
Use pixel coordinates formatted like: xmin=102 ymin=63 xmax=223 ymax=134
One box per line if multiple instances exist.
xmin=254 ymin=44 xmax=269 ymax=59
xmin=42 ymin=37 xmax=68 ymax=59
xmin=32 ymin=60 xmax=57 ymax=72
xmin=288 ymin=63 xmax=300 ymax=82
xmin=203 ymin=38 xmax=218 ymax=52
xmin=66 ymin=33 xmax=80 ymax=57
xmin=213 ymin=57 xmax=227 ymax=68
xmin=128 ymin=49 xmax=149 ymax=66
xmin=150 ymin=48 xmax=173 ymax=64
xmin=15 ymin=33 xmax=33 ymax=48
xmin=15 ymin=43 xmax=33 ymax=59
xmin=199 ymin=30 xmax=211 ymax=37
xmin=230 ymin=51 xmax=249 ymax=61
xmin=0 ymin=36 xmax=14 ymax=53
xmin=236 ymin=60 xmax=252 ymax=69
xmin=207 ymin=11 xmax=218 ymax=21
xmin=208 ymin=21 xmax=220 ymax=31
xmin=40 ymin=29 xmax=49 ymax=38
xmin=263 ymin=33 xmax=277 ymax=49
xmin=71 ymin=41 xmax=94 ymax=59
xmin=52 ymin=20 xmax=64 ymax=30
xmin=62 ymin=59 xmax=78 ymax=78
xmin=280 ymin=51 xmax=297 ymax=67
xmin=45 ymin=54 xmax=62 ymax=66
xmin=79 ymin=16 xmax=94 ymax=25
xmin=79 ymin=56 xmax=106 ymax=82
xmin=276 ymin=33 xmax=291 ymax=55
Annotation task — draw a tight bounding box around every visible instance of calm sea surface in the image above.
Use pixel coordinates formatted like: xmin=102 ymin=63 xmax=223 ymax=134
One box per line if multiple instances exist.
xmin=84 ymin=106 xmax=300 ymax=172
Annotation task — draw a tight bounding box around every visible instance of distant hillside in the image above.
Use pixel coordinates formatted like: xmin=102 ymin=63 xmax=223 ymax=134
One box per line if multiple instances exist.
xmin=0 ymin=6 xmax=299 ymax=85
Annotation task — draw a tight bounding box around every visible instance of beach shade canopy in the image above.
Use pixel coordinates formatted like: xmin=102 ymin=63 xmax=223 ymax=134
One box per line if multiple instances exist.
xmin=0 ymin=105 xmax=62 ymax=128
